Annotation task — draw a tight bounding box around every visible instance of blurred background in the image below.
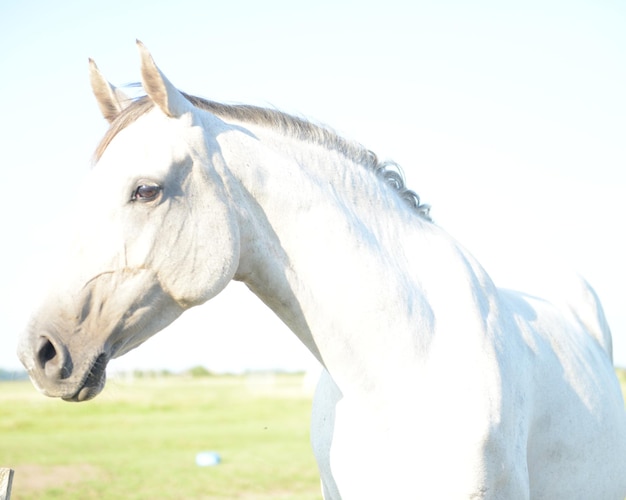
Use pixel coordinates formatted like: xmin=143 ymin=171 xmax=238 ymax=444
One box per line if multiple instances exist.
xmin=1 ymin=0 xmax=624 ymax=375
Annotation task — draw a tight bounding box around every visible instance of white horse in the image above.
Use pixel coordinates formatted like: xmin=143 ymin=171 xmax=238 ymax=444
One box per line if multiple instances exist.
xmin=18 ymin=42 xmax=626 ymax=499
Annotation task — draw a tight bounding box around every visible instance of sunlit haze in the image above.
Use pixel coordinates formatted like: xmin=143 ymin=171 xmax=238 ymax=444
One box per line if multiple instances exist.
xmin=1 ymin=0 xmax=624 ymax=373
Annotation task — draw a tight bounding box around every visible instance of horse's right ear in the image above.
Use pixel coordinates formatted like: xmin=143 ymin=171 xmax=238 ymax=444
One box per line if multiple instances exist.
xmin=89 ymin=59 xmax=131 ymax=123
xmin=137 ymin=40 xmax=192 ymax=118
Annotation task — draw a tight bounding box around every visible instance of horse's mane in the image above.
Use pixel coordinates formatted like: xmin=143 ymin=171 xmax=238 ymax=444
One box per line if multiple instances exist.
xmin=95 ymin=93 xmax=432 ymax=221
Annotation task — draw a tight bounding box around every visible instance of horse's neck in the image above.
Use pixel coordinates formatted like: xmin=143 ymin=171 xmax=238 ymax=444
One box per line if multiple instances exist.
xmin=219 ymin=126 xmax=493 ymax=393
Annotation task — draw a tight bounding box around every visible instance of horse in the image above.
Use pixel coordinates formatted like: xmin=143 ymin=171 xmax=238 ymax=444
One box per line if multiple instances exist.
xmin=17 ymin=41 xmax=626 ymax=499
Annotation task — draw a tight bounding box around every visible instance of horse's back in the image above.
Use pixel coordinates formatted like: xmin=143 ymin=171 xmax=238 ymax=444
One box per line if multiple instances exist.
xmin=501 ymin=279 xmax=626 ymax=499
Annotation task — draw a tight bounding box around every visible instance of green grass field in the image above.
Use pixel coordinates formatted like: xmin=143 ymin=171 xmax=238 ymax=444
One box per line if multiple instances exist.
xmin=2 ymin=370 xmax=626 ymax=499
xmin=0 ymin=374 xmax=321 ymax=499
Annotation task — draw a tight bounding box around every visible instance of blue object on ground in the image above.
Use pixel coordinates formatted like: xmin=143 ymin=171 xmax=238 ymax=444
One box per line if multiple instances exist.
xmin=196 ymin=451 xmax=221 ymax=466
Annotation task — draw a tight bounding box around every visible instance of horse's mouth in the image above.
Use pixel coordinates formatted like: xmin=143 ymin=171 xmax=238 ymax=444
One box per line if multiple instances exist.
xmin=62 ymin=353 xmax=108 ymax=402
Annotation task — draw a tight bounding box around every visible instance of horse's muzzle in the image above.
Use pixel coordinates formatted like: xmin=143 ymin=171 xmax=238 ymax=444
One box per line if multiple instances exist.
xmin=19 ymin=332 xmax=108 ymax=402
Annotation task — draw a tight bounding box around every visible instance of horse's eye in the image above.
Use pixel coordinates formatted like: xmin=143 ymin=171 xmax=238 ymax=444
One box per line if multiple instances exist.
xmin=132 ymin=184 xmax=161 ymax=202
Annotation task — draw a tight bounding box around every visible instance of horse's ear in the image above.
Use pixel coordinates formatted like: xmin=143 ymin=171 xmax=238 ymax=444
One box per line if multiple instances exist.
xmin=89 ymin=59 xmax=131 ymax=123
xmin=137 ymin=40 xmax=191 ymax=118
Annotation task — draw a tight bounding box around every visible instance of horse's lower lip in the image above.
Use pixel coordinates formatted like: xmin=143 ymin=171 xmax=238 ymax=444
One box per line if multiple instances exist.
xmin=62 ymin=353 xmax=108 ymax=402
xmin=63 ymin=384 xmax=103 ymax=402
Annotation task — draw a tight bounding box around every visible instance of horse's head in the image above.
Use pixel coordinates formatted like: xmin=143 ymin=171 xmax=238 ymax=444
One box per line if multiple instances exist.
xmin=17 ymin=42 xmax=240 ymax=401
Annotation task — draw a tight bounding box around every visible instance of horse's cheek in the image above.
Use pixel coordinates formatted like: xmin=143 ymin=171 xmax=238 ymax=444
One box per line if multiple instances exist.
xmin=152 ymin=198 xmax=239 ymax=308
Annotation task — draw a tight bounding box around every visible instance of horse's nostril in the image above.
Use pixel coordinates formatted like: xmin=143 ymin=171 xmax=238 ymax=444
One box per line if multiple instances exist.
xmin=36 ymin=336 xmax=72 ymax=380
xmin=37 ymin=337 xmax=57 ymax=365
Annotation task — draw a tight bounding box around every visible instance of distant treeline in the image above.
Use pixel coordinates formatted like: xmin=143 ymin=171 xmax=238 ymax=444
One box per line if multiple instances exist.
xmin=3 ymin=366 xmax=624 ymax=385
xmin=0 ymin=369 xmax=28 ymax=381
xmin=111 ymin=366 xmax=308 ymax=379
xmin=0 ymin=366 xmax=310 ymax=382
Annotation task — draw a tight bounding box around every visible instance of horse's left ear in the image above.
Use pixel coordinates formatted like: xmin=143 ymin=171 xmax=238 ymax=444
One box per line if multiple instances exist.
xmin=137 ymin=40 xmax=191 ymax=118
xmin=89 ymin=59 xmax=132 ymax=123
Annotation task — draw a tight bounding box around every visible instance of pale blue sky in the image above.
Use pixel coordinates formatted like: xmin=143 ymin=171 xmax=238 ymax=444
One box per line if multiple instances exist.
xmin=1 ymin=0 xmax=624 ymax=372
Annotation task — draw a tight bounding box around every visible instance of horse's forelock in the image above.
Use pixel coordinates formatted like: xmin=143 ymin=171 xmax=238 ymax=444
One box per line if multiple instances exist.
xmin=94 ymin=96 xmax=155 ymax=162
